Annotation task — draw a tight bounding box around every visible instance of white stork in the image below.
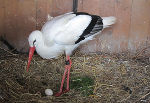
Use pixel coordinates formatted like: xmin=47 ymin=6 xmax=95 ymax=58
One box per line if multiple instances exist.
xmin=27 ymin=12 xmax=116 ymax=96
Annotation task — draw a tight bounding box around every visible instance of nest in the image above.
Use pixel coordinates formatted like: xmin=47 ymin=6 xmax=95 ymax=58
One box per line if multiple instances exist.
xmin=0 ymin=48 xmax=150 ymax=103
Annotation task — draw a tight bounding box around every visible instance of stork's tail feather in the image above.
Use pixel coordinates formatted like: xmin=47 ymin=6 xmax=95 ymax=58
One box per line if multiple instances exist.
xmin=102 ymin=16 xmax=116 ymax=28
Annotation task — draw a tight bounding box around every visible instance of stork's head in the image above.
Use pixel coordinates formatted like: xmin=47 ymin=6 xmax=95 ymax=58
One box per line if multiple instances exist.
xmin=27 ymin=30 xmax=42 ymax=72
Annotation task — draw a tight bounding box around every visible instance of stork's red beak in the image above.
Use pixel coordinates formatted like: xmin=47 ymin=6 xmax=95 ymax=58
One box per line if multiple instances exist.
xmin=27 ymin=47 xmax=35 ymax=72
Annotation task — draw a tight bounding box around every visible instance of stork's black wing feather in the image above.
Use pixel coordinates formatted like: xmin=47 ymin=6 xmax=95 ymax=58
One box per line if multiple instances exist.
xmin=73 ymin=12 xmax=103 ymax=44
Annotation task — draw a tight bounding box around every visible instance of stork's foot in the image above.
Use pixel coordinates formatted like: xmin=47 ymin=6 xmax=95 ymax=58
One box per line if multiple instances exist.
xmin=54 ymin=92 xmax=63 ymax=97
xmin=54 ymin=89 xmax=70 ymax=97
xmin=63 ymin=89 xmax=70 ymax=93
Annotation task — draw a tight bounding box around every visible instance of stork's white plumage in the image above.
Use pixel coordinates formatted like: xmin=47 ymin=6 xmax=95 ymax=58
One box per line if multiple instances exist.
xmin=27 ymin=12 xmax=116 ymax=96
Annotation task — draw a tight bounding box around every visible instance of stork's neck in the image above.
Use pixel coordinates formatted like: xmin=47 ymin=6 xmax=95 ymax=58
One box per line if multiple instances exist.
xmin=34 ymin=32 xmax=46 ymax=54
xmin=35 ymin=35 xmax=62 ymax=59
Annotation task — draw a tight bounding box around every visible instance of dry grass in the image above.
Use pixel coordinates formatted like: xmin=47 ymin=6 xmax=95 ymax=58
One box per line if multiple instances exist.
xmin=0 ymin=48 xmax=150 ymax=103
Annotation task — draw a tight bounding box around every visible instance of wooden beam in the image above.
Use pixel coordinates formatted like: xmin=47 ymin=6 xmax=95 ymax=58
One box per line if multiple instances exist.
xmin=129 ymin=0 xmax=150 ymax=52
xmin=36 ymin=0 xmax=52 ymax=30
xmin=4 ymin=0 xmax=36 ymax=52
xmin=0 ymin=0 xmax=4 ymax=37
xmin=51 ymin=0 xmax=73 ymax=16
xmin=112 ymin=0 xmax=132 ymax=52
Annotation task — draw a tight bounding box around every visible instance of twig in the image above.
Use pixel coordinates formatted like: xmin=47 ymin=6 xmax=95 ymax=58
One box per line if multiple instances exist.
xmin=132 ymin=45 xmax=150 ymax=59
xmin=0 ymin=47 xmax=18 ymax=56
xmin=135 ymin=92 xmax=150 ymax=103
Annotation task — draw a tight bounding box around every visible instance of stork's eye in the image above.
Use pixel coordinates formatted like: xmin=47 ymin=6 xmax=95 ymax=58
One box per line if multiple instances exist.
xmin=33 ymin=40 xmax=36 ymax=45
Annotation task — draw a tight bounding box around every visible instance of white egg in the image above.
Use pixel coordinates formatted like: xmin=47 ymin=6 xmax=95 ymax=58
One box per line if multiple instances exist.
xmin=45 ymin=89 xmax=53 ymax=96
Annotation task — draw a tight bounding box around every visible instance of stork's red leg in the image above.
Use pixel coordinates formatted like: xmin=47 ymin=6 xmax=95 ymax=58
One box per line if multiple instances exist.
xmin=54 ymin=67 xmax=68 ymax=97
xmin=54 ymin=56 xmax=72 ymax=97
xmin=63 ymin=56 xmax=72 ymax=93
